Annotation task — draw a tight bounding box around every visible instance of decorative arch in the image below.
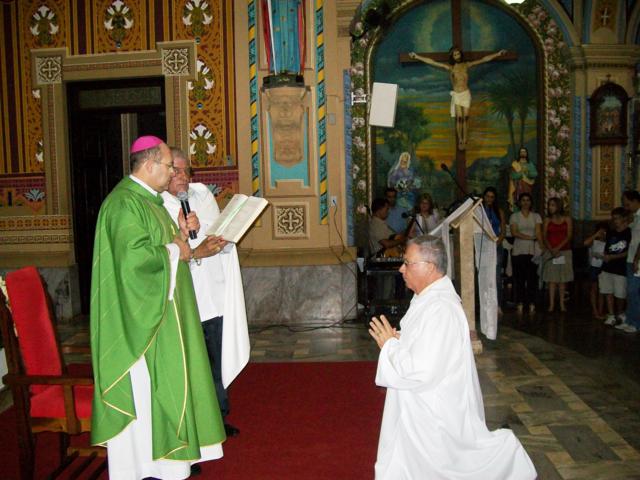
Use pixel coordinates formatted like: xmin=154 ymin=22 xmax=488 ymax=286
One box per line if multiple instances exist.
xmin=349 ymin=0 xmax=573 ymax=224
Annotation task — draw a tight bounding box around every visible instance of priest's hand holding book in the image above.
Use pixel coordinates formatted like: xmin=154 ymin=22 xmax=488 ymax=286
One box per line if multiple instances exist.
xmin=175 ymin=209 xmax=227 ymax=262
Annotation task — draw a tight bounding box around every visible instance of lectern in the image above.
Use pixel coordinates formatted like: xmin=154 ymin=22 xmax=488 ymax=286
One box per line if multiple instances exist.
xmin=431 ymin=198 xmax=497 ymax=354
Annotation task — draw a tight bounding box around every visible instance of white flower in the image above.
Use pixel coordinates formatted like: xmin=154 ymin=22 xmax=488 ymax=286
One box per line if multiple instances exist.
xmin=351 ymin=164 xmax=360 ymax=179
xmin=357 ymin=179 xmax=366 ymax=191
xmin=353 ymin=136 xmax=365 ymax=149
xmin=357 ymin=204 xmax=368 ymax=214
xmin=352 ymin=117 xmax=365 ymax=129
xmin=32 ymin=89 xmax=40 ymax=99
xmin=560 ymin=167 xmax=569 ymax=180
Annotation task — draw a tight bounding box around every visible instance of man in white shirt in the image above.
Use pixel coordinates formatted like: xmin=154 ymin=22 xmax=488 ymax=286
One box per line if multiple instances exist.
xmin=368 ymin=235 xmax=537 ymax=479
xmin=618 ymin=190 xmax=640 ymax=333
xmin=162 ymin=148 xmax=251 ymax=436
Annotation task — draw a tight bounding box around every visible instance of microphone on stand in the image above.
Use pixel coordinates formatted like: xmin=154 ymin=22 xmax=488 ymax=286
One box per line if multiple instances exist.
xmin=440 ymin=163 xmax=480 ymax=215
xmin=401 ymin=211 xmax=424 ymax=234
xmin=177 ymin=191 xmax=197 ymax=240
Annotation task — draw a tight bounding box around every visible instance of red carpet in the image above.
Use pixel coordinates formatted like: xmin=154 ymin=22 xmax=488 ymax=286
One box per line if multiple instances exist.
xmin=0 ymin=361 xmax=385 ymax=479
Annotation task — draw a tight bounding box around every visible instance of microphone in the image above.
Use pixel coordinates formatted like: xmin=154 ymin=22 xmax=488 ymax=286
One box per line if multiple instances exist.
xmin=177 ymin=191 xmax=197 ymax=240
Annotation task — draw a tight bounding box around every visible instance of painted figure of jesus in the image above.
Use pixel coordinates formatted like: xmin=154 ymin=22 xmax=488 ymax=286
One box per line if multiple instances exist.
xmin=409 ymin=47 xmax=506 ymax=150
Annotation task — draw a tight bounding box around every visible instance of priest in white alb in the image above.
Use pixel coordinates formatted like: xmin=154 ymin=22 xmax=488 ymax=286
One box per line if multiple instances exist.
xmin=161 ymin=147 xmax=250 ymax=437
xmin=369 ymin=235 xmax=537 ymax=479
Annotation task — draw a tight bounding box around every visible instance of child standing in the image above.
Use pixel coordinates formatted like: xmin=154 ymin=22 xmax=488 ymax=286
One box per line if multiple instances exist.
xmin=584 ymin=221 xmax=608 ymax=319
xmin=600 ymin=208 xmax=631 ymax=326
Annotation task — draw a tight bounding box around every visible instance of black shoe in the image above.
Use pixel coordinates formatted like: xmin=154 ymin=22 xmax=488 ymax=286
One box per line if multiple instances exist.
xmin=190 ymin=464 xmax=202 ymax=477
xmin=224 ymin=423 xmax=240 ymax=437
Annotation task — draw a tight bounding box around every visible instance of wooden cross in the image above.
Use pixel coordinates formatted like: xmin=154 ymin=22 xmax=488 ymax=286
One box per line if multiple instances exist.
xmin=398 ymin=0 xmax=516 ymax=195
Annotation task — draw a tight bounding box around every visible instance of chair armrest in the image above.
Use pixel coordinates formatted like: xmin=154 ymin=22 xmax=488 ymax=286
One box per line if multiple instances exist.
xmin=61 ymin=345 xmax=91 ymax=355
xmin=2 ymin=372 xmax=93 ymax=386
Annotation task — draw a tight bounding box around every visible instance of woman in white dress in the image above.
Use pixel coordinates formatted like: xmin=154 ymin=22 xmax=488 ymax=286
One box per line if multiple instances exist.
xmin=410 ymin=193 xmax=441 ymax=237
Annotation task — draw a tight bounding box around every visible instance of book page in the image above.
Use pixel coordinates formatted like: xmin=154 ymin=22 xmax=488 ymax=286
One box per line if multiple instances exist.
xmin=205 ymin=194 xmax=268 ymax=243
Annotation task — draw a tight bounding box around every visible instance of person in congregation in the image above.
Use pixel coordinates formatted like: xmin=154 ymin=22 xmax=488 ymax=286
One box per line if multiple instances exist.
xmin=409 ymin=193 xmax=441 ymax=237
xmin=384 ymin=187 xmax=407 ymax=234
xmin=368 ymin=197 xmax=405 ymax=257
xmin=509 ymin=193 xmax=543 ymax=315
xmin=368 ymin=235 xmax=537 ymax=479
xmin=161 ymin=147 xmax=250 ymax=437
xmin=542 ymin=197 xmax=573 ymax=313
xmin=583 ymin=221 xmax=608 ymax=320
xmin=90 ymin=136 xmax=227 ymax=479
xmin=482 ymin=187 xmax=506 ymax=311
xmin=598 ymin=207 xmax=630 ymax=327
xmin=617 ymin=190 xmax=640 ymax=333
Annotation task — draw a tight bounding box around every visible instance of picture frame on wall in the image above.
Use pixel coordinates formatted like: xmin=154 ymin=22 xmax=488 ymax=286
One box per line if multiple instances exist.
xmin=589 ymin=81 xmax=629 ymax=146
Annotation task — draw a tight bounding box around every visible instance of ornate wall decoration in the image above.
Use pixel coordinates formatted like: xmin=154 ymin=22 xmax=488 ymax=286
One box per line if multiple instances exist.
xmin=175 ymin=0 xmax=230 ymax=170
xmin=589 ymin=81 xmax=629 ymax=146
xmin=248 ymin=0 xmax=261 ymax=195
xmin=315 ymin=0 xmax=328 ymax=225
xmin=189 ymin=123 xmax=217 ymax=166
xmin=162 ymin=47 xmax=190 ymax=76
xmin=599 ymin=144 xmax=615 ymax=211
xmin=182 ymin=0 xmax=214 ymax=43
xmin=593 ymin=0 xmax=616 ymax=31
xmin=275 ymin=204 xmax=307 ymax=238
xmin=189 ymin=58 xmax=215 ymax=109
xmin=94 ymin=0 xmax=141 ymax=53
xmin=35 ymin=56 xmax=62 ymax=85
xmin=0 ymin=175 xmax=46 ymax=212
xmin=104 ymin=0 xmax=134 ymax=48
xmin=264 ymin=85 xmax=307 ymax=167
xmin=30 ymin=4 xmax=60 ymax=46
xmin=519 ymin=2 xmax=571 ymax=205
xmin=0 ymin=1 xmax=235 ymax=217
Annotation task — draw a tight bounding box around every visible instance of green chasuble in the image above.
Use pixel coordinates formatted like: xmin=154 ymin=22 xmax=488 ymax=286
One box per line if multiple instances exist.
xmin=90 ymin=176 xmax=225 ymax=460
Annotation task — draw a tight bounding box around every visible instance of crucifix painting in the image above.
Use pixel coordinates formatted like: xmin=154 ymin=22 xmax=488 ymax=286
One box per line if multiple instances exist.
xmin=408 ymin=47 xmax=508 ymax=150
xmin=372 ymin=0 xmax=538 ymax=210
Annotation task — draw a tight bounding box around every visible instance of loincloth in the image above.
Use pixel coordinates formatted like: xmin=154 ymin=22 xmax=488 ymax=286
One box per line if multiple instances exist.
xmin=450 ymin=89 xmax=471 ymax=117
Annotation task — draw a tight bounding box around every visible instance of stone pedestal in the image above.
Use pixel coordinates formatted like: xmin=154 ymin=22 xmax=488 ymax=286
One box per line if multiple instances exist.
xmin=241 ymin=262 xmax=357 ymax=324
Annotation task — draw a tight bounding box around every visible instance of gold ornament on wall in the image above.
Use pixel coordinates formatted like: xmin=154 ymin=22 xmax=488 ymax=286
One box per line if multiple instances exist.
xmin=30 ymin=4 xmax=60 ymax=46
xmin=275 ymin=205 xmax=307 ymax=238
xmin=104 ymin=0 xmax=134 ymax=48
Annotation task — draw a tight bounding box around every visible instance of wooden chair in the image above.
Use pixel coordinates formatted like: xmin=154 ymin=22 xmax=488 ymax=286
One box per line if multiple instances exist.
xmin=0 ymin=266 xmax=106 ymax=479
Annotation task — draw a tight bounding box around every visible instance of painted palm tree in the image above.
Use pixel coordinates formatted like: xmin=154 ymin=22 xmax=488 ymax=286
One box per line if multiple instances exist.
xmin=483 ymin=81 xmax=517 ymax=156
xmin=511 ymin=72 xmax=536 ymax=147
xmin=483 ymin=71 xmax=536 ymax=155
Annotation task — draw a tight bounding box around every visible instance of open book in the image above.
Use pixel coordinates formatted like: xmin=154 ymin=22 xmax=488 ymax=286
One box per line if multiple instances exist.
xmin=205 ymin=194 xmax=269 ymax=243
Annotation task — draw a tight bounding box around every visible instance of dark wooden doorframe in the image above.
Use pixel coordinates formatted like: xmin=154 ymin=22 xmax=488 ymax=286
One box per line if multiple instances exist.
xmin=67 ymin=77 xmax=166 ymax=314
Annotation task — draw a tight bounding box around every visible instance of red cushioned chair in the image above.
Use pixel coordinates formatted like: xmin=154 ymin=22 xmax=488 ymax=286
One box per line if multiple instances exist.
xmin=0 ymin=266 xmax=104 ymax=479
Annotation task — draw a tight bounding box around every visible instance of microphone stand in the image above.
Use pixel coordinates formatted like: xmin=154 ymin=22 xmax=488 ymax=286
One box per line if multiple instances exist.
xmin=440 ymin=163 xmax=479 ymax=202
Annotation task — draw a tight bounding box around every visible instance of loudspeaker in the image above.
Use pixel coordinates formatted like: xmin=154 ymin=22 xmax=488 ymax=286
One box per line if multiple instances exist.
xmin=369 ymin=82 xmax=398 ymax=128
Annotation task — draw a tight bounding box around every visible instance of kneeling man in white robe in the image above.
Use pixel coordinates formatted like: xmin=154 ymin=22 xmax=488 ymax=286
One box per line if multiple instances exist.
xmin=369 ymin=235 xmax=537 ymax=480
